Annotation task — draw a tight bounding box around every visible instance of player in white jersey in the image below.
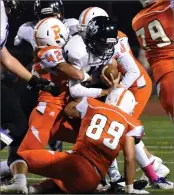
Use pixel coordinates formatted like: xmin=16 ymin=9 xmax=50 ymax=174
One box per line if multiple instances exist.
xmin=15 ymin=0 xmax=78 ymax=52
xmin=64 ymin=15 xmax=141 ymax=192
xmin=65 ymin=11 xmax=173 ymax=191
xmin=66 ymin=16 xmax=141 ymax=99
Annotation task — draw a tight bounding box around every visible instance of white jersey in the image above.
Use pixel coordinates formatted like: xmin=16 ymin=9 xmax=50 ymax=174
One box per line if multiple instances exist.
xmin=64 ymin=18 xmax=78 ymax=36
xmin=14 ymin=18 xmax=79 ymax=50
xmin=0 ymin=1 xmax=9 ymax=50
xmin=65 ymin=34 xmax=140 ymax=99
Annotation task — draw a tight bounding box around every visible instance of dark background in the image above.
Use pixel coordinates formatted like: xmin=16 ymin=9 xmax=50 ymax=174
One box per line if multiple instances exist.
xmin=6 ymin=0 xmax=143 ymax=56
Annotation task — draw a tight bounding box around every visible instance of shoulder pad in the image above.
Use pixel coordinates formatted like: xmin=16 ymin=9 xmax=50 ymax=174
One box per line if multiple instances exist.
xmin=64 ymin=34 xmax=87 ymax=61
xmin=64 ymin=18 xmax=79 ymax=35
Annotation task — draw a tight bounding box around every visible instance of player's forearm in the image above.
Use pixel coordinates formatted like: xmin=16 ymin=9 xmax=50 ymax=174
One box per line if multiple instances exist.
xmin=58 ymin=62 xmax=87 ymax=81
xmin=1 ymin=47 xmax=32 ymax=81
xmin=69 ymin=80 xmax=102 ymax=98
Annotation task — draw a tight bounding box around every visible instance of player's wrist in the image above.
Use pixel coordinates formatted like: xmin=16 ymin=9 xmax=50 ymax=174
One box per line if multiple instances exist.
xmin=100 ymin=88 xmax=111 ymax=97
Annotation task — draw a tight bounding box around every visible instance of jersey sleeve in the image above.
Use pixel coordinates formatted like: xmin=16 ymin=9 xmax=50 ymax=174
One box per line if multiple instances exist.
xmin=38 ymin=47 xmax=66 ymax=69
xmin=113 ymin=37 xmax=140 ymax=89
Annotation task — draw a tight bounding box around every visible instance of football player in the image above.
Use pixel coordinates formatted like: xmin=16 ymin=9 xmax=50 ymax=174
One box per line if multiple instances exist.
xmin=132 ymin=0 xmax=173 ymax=184
xmin=0 ymin=17 xmax=90 ymax=194
xmin=132 ymin=0 xmax=173 ymax=121
xmin=18 ymin=89 xmax=149 ymax=194
xmin=0 ymin=0 xmax=57 ymax=185
xmin=14 ymin=0 xmax=79 ymax=151
xmin=0 ymin=0 xmax=90 ymax=187
xmin=64 ymin=10 xmax=172 ymax=190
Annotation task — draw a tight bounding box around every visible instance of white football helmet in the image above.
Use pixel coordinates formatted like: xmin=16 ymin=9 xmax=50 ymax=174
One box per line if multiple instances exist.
xmin=78 ymin=7 xmax=108 ymax=39
xmin=105 ymin=88 xmax=137 ymax=115
xmin=139 ymin=0 xmax=157 ymax=7
xmin=34 ymin=17 xmax=69 ymax=48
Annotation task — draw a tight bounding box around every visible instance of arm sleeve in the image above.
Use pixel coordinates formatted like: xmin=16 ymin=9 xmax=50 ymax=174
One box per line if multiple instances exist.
xmin=69 ymin=79 xmax=102 ymax=98
xmin=114 ymin=38 xmax=140 ymax=89
xmin=119 ymin=53 xmax=140 ymax=89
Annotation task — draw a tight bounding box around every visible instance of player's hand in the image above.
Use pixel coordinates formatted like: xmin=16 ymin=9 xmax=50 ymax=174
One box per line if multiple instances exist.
xmin=111 ymin=73 xmax=125 ymax=88
xmin=28 ymin=75 xmax=60 ymax=96
xmin=100 ymin=72 xmax=122 ymax=88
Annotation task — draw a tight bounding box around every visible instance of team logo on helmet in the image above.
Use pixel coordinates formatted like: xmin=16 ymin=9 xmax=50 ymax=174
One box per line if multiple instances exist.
xmin=88 ymin=20 xmax=99 ymax=35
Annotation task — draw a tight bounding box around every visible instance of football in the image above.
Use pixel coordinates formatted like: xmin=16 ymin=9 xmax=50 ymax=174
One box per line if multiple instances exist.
xmin=102 ymin=64 xmax=119 ymax=80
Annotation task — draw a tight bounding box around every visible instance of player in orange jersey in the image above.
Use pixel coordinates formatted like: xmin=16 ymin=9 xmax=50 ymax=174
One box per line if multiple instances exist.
xmin=101 ymin=29 xmax=171 ymax=188
xmin=132 ymin=0 xmax=173 ymax=184
xmin=132 ymin=0 xmax=173 ymax=121
xmin=18 ymin=89 xmax=150 ymax=194
xmin=0 ymin=17 xmax=91 ymax=194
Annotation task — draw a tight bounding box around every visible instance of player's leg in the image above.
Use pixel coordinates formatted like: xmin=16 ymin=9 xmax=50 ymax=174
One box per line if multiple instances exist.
xmin=130 ymin=78 xmax=170 ymax=181
xmin=20 ymin=150 xmax=101 ymax=193
xmin=0 ymin=83 xmax=29 ymax=193
xmin=1 ymin=103 xmax=61 ymax=193
xmin=157 ymin=71 xmax=173 ymax=121
xmin=50 ymin=117 xmax=80 ymax=144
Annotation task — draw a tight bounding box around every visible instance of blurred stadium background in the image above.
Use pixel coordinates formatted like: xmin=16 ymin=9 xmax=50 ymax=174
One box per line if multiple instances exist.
xmin=1 ymin=1 xmax=173 ymax=194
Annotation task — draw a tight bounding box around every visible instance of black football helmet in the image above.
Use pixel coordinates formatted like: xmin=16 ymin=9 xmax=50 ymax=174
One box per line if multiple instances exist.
xmin=34 ymin=0 xmax=64 ymax=21
xmin=4 ymin=0 xmax=19 ymax=14
xmin=86 ymin=16 xmax=118 ymax=61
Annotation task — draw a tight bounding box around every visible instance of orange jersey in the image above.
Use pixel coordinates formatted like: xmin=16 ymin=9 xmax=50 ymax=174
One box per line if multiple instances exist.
xmin=33 ymin=46 xmax=69 ymax=105
xmin=117 ymin=31 xmax=150 ymax=88
xmin=72 ymin=97 xmax=143 ymax=177
xmin=132 ymin=0 xmax=173 ymax=83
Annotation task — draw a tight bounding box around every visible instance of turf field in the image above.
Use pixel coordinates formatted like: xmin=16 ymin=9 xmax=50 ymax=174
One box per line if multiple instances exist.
xmin=0 ymin=102 xmax=174 ymax=194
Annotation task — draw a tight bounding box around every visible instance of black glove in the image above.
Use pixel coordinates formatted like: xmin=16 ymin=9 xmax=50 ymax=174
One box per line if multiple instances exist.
xmin=28 ymin=75 xmax=60 ymax=97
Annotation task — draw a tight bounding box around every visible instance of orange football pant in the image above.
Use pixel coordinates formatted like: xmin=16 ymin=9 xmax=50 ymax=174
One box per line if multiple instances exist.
xmin=18 ymin=102 xmax=65 ymax=152
xmin=18 ymin=150 xmax=101 ymax=193
xmin=130 ymin=74 xmax=152 ymax=119
xmin=157 ymin=71 xmax=173 ymax=121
